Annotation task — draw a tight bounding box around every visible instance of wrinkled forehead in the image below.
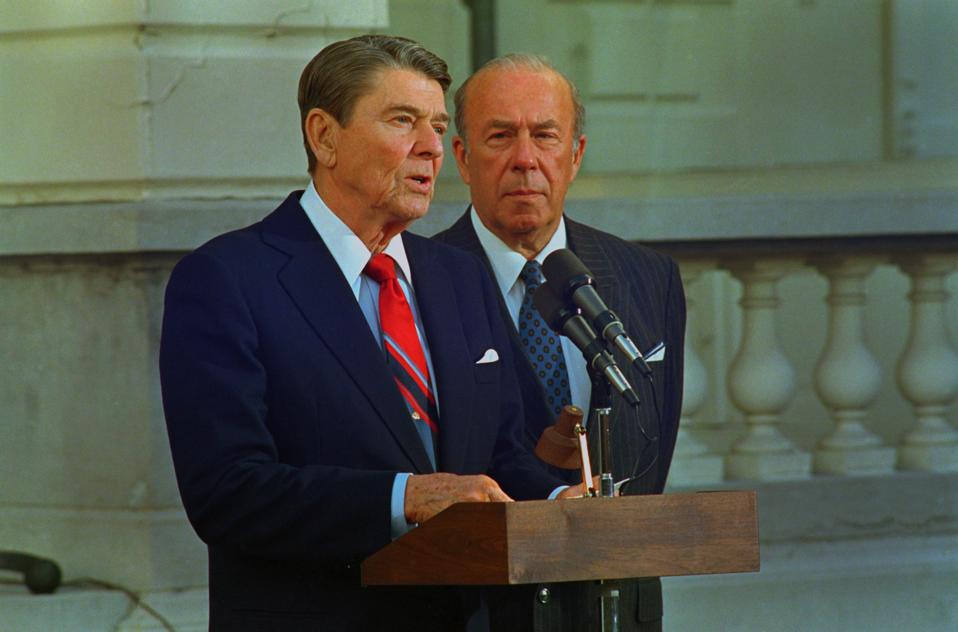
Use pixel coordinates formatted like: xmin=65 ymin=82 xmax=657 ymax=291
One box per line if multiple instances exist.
xmin=466 ymin=68 xmax=574 ymax=126
xmin=356 ymin=67 xmax=448 ymax=113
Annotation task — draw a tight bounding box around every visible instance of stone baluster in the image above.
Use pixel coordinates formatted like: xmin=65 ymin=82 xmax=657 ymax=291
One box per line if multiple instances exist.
xmin=724 ymin=258 xmax=811 ymax=480
xmin=894 ymin=254 xmax=958 ymax=471
xmin=667 ymin=260 xmax=724 ymax=487
xmin=811 ymin=256 xmax=895 ymax=475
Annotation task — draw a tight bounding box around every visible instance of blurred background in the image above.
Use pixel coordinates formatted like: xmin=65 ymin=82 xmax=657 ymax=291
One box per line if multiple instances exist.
xmin=1 ymin=1 xmax=955 ymax=630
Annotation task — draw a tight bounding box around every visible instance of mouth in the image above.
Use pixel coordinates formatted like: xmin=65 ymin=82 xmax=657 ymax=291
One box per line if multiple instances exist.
xmin=505 ymin=188 xmax=543 ymax=198
xmin=405 ymin=175 xmax=433 ymax=193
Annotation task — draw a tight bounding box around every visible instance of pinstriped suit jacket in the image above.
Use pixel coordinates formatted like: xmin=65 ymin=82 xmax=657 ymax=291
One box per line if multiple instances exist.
xmin=434 ymin=210 xmax=687 ymax=631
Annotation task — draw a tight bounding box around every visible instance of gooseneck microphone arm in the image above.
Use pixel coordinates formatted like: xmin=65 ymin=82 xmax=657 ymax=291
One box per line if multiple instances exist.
xmin=542 ymin=249 xmax=653 ymax=378
xmin=533 ymin=282 xmax=640 ymax=408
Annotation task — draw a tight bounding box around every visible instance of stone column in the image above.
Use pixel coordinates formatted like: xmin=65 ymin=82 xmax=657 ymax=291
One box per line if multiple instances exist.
xmin=811 ymin=256 xmax=896 ymax=475
xmin=894 ymin=254 xmax=958 ymax=472
xmin=723 ymin=258 xmax=811 ymax=480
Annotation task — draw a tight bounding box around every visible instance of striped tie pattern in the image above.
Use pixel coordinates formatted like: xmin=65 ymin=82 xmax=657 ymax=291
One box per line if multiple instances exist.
xmin=364 ymin=253 xmax=439 ymax=434
xmin=517 ymin=259 xmax=572 ymax=417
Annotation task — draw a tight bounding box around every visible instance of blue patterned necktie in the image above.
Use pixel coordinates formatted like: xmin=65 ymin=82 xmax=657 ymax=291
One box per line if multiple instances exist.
xmin=517 ymin=259 xmax=572 ymax=417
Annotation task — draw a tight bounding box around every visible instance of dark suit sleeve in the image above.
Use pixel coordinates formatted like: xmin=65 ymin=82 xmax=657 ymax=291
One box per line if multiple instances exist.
xmin=656 ymin=255 xmax=686 ymax=490
xmin=160 ymin=251 xmax=395 ymax=565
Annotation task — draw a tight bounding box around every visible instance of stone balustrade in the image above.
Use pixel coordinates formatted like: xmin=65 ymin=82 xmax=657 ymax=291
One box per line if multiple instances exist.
xmin=664 ymin=240 xmax=958 ymax=487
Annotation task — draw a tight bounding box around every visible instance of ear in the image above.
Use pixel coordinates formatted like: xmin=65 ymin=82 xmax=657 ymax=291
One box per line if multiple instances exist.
xmin=570 ymin=134 xmax=587 ymax=181
xmin=452 ymin=136 xmax=471 ymax=185
xmin=304 ymin=108 xmax=339 ymax=169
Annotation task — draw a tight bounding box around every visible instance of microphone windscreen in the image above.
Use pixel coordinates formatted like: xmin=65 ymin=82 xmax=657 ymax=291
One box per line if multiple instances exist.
xmin=532 ymin=282 xmax=567 ymax=330
xmin=542 ymin=248 xmax=592 ymax=288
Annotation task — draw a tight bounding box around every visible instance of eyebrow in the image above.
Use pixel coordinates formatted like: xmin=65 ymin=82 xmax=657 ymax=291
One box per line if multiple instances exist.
xmin=386 ymin=103 xmax=450 ymax=123
xmin=486 ymin=118 xmax=562 ymax=132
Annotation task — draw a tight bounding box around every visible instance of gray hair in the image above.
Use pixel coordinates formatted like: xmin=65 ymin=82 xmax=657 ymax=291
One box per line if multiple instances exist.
xmin=298 ymin=34 xmax=452 ymax=173
xmin=453 ymin=53 xmax=585 ymax=148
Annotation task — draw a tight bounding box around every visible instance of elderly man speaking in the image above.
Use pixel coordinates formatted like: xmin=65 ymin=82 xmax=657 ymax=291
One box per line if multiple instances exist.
xmin=160 ymin=36 xmax=579 ymax=632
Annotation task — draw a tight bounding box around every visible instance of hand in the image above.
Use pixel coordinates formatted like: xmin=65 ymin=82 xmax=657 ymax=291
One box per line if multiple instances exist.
xmin=404 ymin=473 xmax=513 ymax=524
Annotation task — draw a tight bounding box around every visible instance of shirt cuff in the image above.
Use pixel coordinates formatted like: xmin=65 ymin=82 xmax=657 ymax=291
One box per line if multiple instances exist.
xmin=391 ymin=472 xmax=417 ymax=540
xmin=548 ymin=485 xmax=569 ymax=500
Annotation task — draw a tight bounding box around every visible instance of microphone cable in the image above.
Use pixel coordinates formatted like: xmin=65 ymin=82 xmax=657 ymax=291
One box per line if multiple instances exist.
xmin=617 ymin=361 xmax=663 ymax=496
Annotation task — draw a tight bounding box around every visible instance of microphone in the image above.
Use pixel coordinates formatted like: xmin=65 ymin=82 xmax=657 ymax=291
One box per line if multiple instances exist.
xmin=533 ymin=282 xmax=640 ymax=408
xmin=542 ymin=249 xmax=653 ymax=378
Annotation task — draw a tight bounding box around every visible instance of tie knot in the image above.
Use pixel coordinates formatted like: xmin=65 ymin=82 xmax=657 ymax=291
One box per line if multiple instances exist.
xmin=519 ymin=259 xmax=543 ymax=289
xmin=364 ymin=253 xmax=397 ymax=283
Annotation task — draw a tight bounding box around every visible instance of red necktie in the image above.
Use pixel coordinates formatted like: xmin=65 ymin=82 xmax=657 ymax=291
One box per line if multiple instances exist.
xmin=364 ymin=253 xmax=438 ymax=433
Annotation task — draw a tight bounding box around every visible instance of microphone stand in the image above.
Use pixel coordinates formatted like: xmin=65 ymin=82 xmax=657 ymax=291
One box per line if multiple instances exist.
xmin=588 ymin=365 xmax=621 ymax=632
xmin=589 ymin=368 xmax=615 ymax=499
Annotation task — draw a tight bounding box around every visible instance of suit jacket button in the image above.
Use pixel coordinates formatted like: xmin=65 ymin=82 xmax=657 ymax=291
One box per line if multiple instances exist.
xmin=537 ymin=587 xmax=551 ymax=604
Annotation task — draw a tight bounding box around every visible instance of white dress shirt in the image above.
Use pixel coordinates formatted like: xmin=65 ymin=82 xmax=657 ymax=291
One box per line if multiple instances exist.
xmin=299 ymin=183 xmax=432 ymax=363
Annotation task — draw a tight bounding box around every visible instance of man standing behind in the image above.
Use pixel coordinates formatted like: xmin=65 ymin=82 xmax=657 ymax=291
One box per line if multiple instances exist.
xmin=435 ymin=54 xmax=686 ymax=631
xmin=160 ymin=37 xmax=574 ymax=632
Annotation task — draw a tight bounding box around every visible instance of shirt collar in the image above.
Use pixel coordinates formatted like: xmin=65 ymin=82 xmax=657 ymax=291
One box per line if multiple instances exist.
xmin=299 ymin=181 xmax=413 ymax=294
xmin=469 ymin=205 xmax=568 ymax=293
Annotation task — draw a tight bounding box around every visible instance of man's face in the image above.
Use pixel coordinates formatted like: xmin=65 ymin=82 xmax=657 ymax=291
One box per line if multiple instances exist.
xmin=453 ymin=68 xmax=585 ymax=252
xmin=324 ymin=68 xmax=448 ymax=229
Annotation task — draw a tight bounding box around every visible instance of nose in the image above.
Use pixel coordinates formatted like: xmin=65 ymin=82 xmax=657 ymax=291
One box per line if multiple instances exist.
xmin=510 ymin=132 xmax=536 ymax=172
xmin=414 ymin=124 xmax=444 ymax=160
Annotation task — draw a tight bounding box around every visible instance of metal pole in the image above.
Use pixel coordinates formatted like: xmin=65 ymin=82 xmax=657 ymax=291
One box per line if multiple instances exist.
xmin=599 ymin=582 xmax=621 ymax=632
xmin=596 ymin=407 xmax=615 ymax=497
xmin=466 ymin=0 xmax=496 ymax=68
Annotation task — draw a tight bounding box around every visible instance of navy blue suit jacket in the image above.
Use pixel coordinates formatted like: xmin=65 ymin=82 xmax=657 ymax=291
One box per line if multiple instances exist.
xmin=160 ymin=193 xmax=562 ymax=631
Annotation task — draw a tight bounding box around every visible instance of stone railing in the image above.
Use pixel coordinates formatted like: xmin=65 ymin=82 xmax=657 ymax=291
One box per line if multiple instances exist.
xmin=667 ymin=240 xmax=958 ymax=487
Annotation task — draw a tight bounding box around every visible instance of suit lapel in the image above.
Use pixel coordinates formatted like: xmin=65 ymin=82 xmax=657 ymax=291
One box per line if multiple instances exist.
xmin=435 ymin=212 xmax=517 ymax=341
xmin=261 ymin=197 xmax=434 ymax=473
xmin=566 ymin=219 xmax=623 ymax=330
xmin=567 ymin=218 xmax=656 ymax=353
xmin=437 ymin=210 xmax=554 ymax=440
xmin=403 ymin=233 xmax=475 ymax=472
xmin=567 ymin=218 xmax=666 ymax=486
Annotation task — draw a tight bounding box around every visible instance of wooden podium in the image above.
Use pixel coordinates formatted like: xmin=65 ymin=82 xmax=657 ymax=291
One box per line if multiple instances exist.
xmin=362 ymin=491 xmax=759 ymax=586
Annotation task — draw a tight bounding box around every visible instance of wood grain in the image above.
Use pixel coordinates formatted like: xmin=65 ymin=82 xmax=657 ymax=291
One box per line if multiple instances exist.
xmin=362 ymin=491 xmax=759 ymax=586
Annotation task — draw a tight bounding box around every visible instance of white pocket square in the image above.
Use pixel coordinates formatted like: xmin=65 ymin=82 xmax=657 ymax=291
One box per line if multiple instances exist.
xmin=644 ymin=341 xmax=666 ymax=363
xmin=476 ymin=348 xmax=499 ymax=364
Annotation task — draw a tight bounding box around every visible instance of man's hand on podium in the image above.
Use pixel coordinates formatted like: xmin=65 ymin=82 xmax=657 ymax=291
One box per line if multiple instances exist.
xmin=404 ymin=473 xmax=513 ymax=524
